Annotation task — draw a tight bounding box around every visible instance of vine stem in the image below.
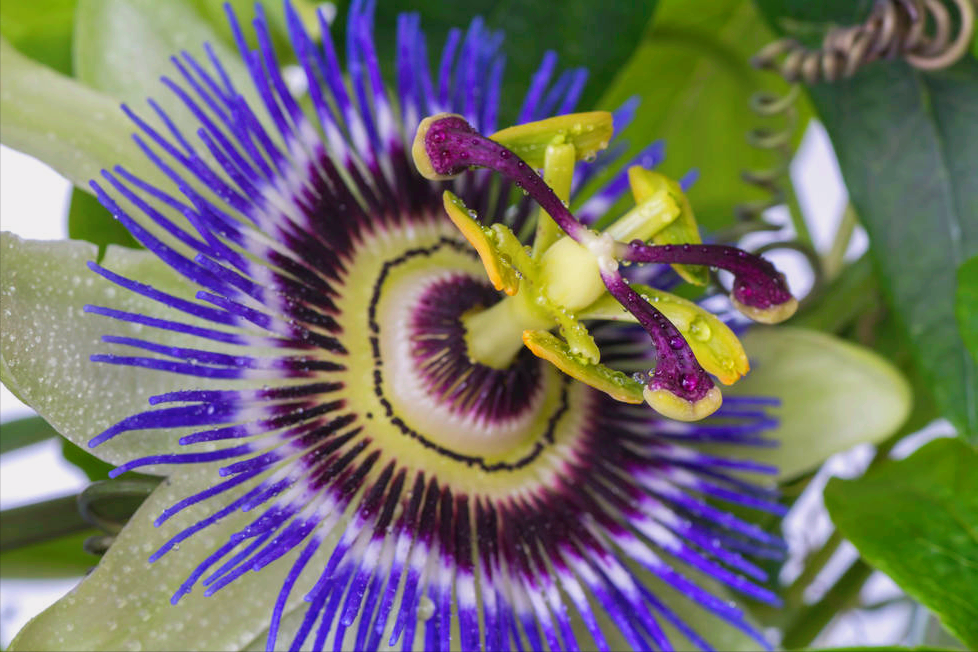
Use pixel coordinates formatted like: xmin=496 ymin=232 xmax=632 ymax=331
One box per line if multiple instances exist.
xmin=781 ymin=558 xmax=873 ymax=649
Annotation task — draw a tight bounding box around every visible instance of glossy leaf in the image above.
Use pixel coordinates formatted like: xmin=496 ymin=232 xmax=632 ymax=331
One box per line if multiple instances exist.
xmin=67 ymin=187 xmax=140 ymax=259
xmin=755 ymin=1 xmax=978 ymax=437
xmin=0 ymin=0 xmax=76 ymax=75
xmin=598 ymin=0 xmax=811 ymax=230
xmin=717 ymin=326 xmax=911 ymax=480
xmin=824 ymin=437 xmax=978 ymax=649
xmin=958 ymin=255 xmax=978 ymax=364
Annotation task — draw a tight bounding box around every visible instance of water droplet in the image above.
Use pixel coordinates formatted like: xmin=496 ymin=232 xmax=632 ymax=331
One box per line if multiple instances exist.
xmin=689 ymin=318 xmax=711 ymax=342
xmin=668 ymin=336 xmax=685 ymax=350
xmin=417 ymin=596 xmax=435 ymax=621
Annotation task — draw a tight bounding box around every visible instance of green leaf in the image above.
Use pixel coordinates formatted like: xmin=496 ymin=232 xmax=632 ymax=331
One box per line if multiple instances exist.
xmin=0 ymin=36 xmax=167 ymax=194
xmin=957 ymin=255 xmax=978 ymax=364
xmin=718 ymin=326 xmax=911 ymax=480
xmin=755 ymin=2 xmax=978 ymax=437
xmin=368 ymin=0 xmax=655 ymax=124
xmin=0 ymin=530 xmax=99 ymax=579
xmin=597 ymin=0 xmax=811 ymax=231
xmin=0 ymin=233 xmax=259 ymax=467
xmin=67 ymin=187 xmax=140 ymax=260
xmin=0 ymin=415 xmax=60 ymax=454
xmin=61 ymin=438 xmax=116 ymax=481
xmin=8 ymin=464 xmax=320 ymax=651
xmin=824 ymin=437 xmax=978 ymax=649
xmin=0 ymin=0 xmax=76 ymax=75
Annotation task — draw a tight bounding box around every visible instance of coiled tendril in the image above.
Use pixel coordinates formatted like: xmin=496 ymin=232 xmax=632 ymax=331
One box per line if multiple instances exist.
xmin=732 ymin=0 xmax=974 ymax=305
xmin=753 ymin=0 xmax=975 ymax=83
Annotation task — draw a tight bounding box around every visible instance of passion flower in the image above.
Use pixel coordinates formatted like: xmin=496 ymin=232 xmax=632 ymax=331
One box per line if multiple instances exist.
xmin=11 ymin=1 xmax=799 ymax=650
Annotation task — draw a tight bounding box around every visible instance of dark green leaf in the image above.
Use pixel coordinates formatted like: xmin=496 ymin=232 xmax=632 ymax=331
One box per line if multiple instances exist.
xmin=824 ymin=438 xmax=978 ymax=649
xmin=0 ymin=531 xmax=99 ymax=578
xmin=0 ymin=0 xmax=76 ymax=75
xmin=367 ymin=1 xmax=656 ymax=125
xmin=598 ymin=0 xmax=812 ymax=231
xmin=0 ymin=415 xmax=59 ymax=454
xmin=67 ymin=187 xmax=140 ymax=260
xmin=754 ymin=2 xmax=978 ymax=437
xmin=957 ymin=255 xmax=978 ymax=364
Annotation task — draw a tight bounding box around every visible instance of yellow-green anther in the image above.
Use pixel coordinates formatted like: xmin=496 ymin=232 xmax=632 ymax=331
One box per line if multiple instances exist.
xmin=579 ymin=284 xmax=750 ymax=385
xmin=443 ymin=191 xmax=520 ymax=295
xmin=489 ymin=111 xmax=614 ymax=168
xmin=522 ymin=330 xmax=644 ymax=404
xmin=532 ymin=141 xmax=576 ymax=258
xmin=628 ymin=167 xmax=708 ymax=286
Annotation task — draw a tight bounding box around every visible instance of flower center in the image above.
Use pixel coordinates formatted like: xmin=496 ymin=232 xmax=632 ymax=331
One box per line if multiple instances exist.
xmin=379 ymin=270 xmax=554 ymax=458
xmin=334 ymin=218 xmax=570 ymax=469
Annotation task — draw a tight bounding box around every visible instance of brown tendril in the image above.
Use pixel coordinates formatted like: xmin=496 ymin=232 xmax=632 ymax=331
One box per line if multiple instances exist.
xmin=753 ymin=0 xmax=975 ymax=83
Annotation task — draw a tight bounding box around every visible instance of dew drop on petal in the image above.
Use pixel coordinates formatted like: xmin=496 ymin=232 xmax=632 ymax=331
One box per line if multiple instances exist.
xmin=417 ymin=596 xmax=435 ymax=621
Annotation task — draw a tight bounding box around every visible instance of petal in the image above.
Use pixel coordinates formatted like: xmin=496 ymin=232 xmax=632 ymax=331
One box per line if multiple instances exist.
xmin=720 ymin=326 xmax=912 ymax=480
xmin=0 ymin=37 xmax=167 ymax=193
xmin=74 ymin=0 xmax=257 ymax=132
xmin=0 ymin=234 xmax=254 ymax=465
xmin=8 ymin=463 xmax=320 ymax=651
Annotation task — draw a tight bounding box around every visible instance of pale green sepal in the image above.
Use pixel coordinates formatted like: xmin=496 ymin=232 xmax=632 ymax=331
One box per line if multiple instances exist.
xmin=74 ymin=0 xmax=257 ymax=133
xmin=628 ymin=167 xmax=709 ymax=286
xmin=0 ymin=233 xmax=267 ymax=466
xmin=0 ymin=37 xmax=168 ymax=194
xmin=489 ymin=112 xmax=613 ymax=168
xmin=717 ymin=327 xmax=912 ymax=481
xmin=9 ymin=463 xmax=330 ymax=652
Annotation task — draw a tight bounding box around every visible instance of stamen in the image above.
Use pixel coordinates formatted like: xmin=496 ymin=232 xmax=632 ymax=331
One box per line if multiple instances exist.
xmin=618 ymin=241 xmax=798 ymax=324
